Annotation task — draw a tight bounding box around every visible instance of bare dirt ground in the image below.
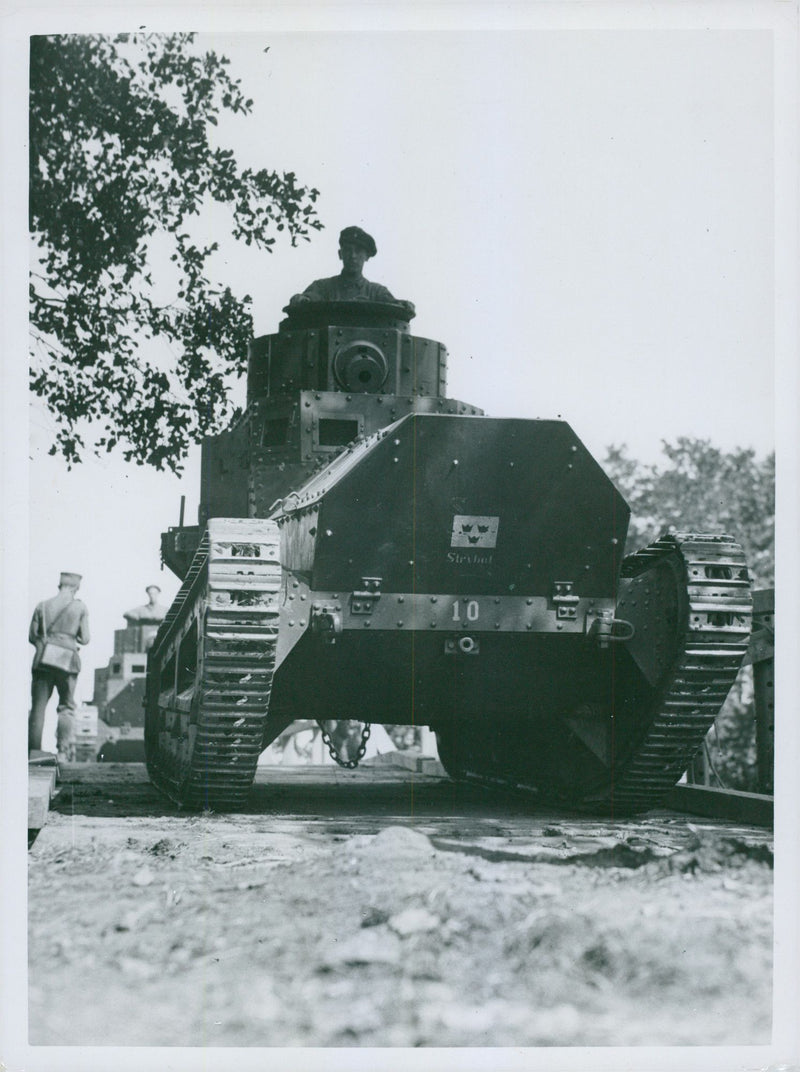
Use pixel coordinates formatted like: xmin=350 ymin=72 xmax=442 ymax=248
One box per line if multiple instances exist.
xmin=28 ymin=762 xmax=773 ymax=1048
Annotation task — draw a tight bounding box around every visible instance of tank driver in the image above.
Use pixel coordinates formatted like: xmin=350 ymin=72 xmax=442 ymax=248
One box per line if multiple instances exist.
xmin=28 ymin=571 xmax=90 ymax=759
xmin=290 ymin=226 xmax=415 ymax=315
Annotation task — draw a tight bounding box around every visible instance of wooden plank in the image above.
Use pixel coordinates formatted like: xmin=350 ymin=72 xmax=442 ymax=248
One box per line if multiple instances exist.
xmin=664 ymin=784 xmax=773 ymax=827
xmin=28 ymin=775 xmax=53 ymax=830
xmin=28 ymin=749 xmax=58 ymax=768
xmin=29 ymin=766 xmax=57 ymax=798
xmin=28 ymin=757 xmax=59 ymax=840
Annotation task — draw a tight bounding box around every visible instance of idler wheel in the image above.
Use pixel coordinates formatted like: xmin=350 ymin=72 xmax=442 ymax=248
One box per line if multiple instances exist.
xmin=333 ymin=340 xmax=389 ymax=393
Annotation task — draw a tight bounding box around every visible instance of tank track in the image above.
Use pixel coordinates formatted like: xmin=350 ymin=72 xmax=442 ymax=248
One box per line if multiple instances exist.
xmin=437 ymin=532 xmax=751 ymax=815
xmin=604 ymin=531 xmax=752 ymax=813
xmin=144 ymin=518 xmax=280 ymax=809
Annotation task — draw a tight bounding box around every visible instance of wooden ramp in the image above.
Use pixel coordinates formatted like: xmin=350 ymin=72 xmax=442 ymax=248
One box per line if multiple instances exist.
xmin=664 ymin=783 xmax=773 ymax=827
xmin=29 ymin=752 xmax=59 ymax=847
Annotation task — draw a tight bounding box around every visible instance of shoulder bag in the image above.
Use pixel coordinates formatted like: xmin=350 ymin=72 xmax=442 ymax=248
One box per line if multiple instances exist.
xmin=39 ymin=603 xmax=78 ymax=673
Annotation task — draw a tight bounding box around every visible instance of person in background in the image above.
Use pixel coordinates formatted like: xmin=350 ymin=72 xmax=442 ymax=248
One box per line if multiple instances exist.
xmin=28 ymin=571 xmax=90 ymax=760
xmin=123 ymin=584 xmax=168 ymax=625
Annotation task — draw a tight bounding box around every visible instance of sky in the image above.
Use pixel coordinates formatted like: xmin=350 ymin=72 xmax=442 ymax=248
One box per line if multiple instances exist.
xmin=23 ymin=22 xmax=782 ymax=717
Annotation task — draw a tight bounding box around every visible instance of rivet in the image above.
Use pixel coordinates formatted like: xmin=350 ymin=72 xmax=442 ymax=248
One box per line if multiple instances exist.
xmin=431 ymin=596 xmax=438 ymax=603
xmin=526 ymin=598 xmax=533 ymax=605
xmin=398 ymin=596 xmax=405 ymax=603
xmin=397 ymin=621 xmax=404 ymax=627
xmin=430 ymin=622 xmax=437 ymax=628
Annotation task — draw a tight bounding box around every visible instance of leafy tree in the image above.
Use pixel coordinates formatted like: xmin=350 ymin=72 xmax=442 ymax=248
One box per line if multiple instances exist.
xmin=604 ymin=438 xmax=774 ymax=586
xmin=604 ymin=438 xmax=775 ymax=790
xmin=30 ymin=33 xmax=321 ymax=471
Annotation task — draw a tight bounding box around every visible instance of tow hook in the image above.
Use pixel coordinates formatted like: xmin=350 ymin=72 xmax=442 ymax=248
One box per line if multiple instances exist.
xmin=444 ymin=635 xmax=480 ymax=656
xmin=589 ymin=610 xmax=635 ymax=649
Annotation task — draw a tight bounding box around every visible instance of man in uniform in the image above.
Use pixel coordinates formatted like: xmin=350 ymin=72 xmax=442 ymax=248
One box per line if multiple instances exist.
xmin=290 ymin=226 xmax=414 ymax=314
xmin=28 ymin=571 xmax=90 ymax=759
xmin=123 ymin=584 xmax=168 ymax=625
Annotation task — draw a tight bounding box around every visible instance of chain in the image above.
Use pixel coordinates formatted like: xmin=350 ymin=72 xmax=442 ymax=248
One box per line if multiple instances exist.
xmin=317 ymin=720 xmax=372 ymax=769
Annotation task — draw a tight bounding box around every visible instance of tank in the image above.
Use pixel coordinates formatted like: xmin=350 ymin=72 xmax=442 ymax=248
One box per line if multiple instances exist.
xmin=145 ymin=298 xmax=752 ymax=813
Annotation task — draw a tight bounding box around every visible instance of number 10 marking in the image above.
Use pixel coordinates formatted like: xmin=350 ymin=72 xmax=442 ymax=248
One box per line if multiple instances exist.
xmin=453 ymin=599 xmax=480 ymax=622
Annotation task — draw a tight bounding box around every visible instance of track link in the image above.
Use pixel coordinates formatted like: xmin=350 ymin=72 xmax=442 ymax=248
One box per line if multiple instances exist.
xmin=145 ymin=518 xmax=280 ymax=809
xmin=605 ymin=531 xmax=752 ymax=812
